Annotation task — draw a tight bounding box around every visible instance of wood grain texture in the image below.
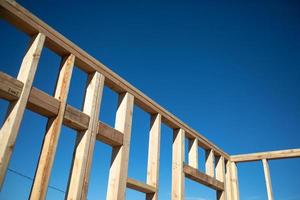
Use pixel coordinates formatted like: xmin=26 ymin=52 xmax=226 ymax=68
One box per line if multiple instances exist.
xmin=205 ymin=149 xmax=215 ymax=177
xmin=184 ymin=164 xmax=224 ymax=191
xmin=262 ymin=159 xmax=274 ymax=200
xmin=231 ymin=148 xmax=300 ymax=162
xmin=188 ymin=138 xmax=198 ymax=169
xmin=127 ymin=178 xmax=156 ymax=194
xmin=225 ymin=160 xmax=233 ymax=200
xmin=215 ymin=156 xmax=225 ymax=200
xmin=0 ymin=72 xmax=123 ymax=146
xmin=231 ymin=162 xmax=239 ymax=200
xmin=66 ymin=72 xmax=104 ymax=200
xmin=146 ymin=113 xmax=161 ymax=200
xmin=172 ymin=128 xmax=185 ymax=200
xmin=0 ymin=33 xmax=45 ymax=188
xmin=0 ymin=72 xmax=23 ymax=101
xmin=106 ymin=92 xmax=134 ymax=200
xmin=30 ymin=54 xmax=74 ymax=200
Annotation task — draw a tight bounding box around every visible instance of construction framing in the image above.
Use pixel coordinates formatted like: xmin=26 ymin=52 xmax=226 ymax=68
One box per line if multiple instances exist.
xmin=0 ymin=1 xmax=299 ymax=199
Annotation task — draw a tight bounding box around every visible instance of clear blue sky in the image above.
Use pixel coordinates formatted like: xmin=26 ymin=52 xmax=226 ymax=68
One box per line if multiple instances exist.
xmin=0 ymin=0 xmax=300 ymax=199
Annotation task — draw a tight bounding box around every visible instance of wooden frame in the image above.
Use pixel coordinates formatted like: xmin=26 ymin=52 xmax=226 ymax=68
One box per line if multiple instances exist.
xmin=0 ymin=33 xmax=45 ymax=188
xmin=0 ymin=1 xmax=300 ymax=200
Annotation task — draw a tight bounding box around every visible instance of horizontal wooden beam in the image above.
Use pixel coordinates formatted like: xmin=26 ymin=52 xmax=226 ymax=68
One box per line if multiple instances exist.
xmin=0 ymin=72 xmax=23 ymax=101
xmin=64 ymin=105 xmax=89 ymax=131
xmin=231 ymin=149 xmax=300 ymax=163
xmin=126 ymin=178 xmax=156 ymax=194
xmin=184 ymin=164 xmax=224 ymax=191
xmin=97 ymin=121 xmax=123 ymax=146
xmin=0 ymin=72 xmax=123 ymax=146
xmin=0 ymin=0 xmax=229 ymax=159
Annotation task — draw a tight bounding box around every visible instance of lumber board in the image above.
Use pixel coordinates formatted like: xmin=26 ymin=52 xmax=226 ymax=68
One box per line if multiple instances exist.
xmin=215 ymin=156 xmax=225 ymax=200
xmin=0 ymin=33 xmax=45 ymax=188
xmin=262 ymin=159 xmax=274 ymax=200
xmin=231 ymin=149 xmax=300 ymax=163
xmin=172 ymin=128 xmax=185 ymax=200
xmin=28 ymin=87 xmax=60 ymax=117
xmin=184 ymin=164 xmax=224 ymax=191
xmin=66 ymin=72 xmax=104 ymax=200
xmin=205 ymin=149 xmax=215 ymax=177
xmin=188 ymin=138 xmax=198 ymax=169
xmin=127 ymin=178 xmax=156 ymax=194
xmin=106 ymin=93 xmax=134 ymax=200
xmin=225 ymin=160 xmax=233 ymax=200
xmin=64 ymin=105 xmax=89 ymax=131
xmin=30 ymin=54 xmax=74 ymax=200
xmin=97 ymin=121 xmax=123 ymax=146
xmin=231 ymin=162 xmax=239 ymax=200
xmin=0 ymin=0 xmax=229 ymax=159
xmin=0 ymin=72 xmax=23 ymax=101
xmin=146 ymin=114 xmax=161 ymax=200
xmin=0 ymin=72 xmax=123 ymax=146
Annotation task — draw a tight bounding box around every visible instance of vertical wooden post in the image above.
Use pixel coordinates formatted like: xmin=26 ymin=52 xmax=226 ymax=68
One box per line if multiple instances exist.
xmin=30 ymin=54 xmax=74 ymax=200
xmin=215 ymin=156 xmax=225 ymax=200
xmin=66 ymin=72 xmax=105 ymax=200
xmin=262 ymin=159 xmax=274 ymax=200
xmin=146 ymin=114 xmax=161 ymax=200
xmin=0 ymin=33 xmax=45 ymax=188
xmin=205 ymin=149 xmax=215 ymax=177
xmin=188 ymin=138 xmax=198 ymax=169
xmin=225 ymin=160 xmax=232 ymax=200
xmin=231 ymin=162 xmax=239 ymax=200
xmin=106 ymin=92 xmax=134 ymax=200
xmin=172 ymin=128 xmax=185 ymax=200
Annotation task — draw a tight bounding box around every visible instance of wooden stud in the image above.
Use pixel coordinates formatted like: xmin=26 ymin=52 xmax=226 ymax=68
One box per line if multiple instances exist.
xmin=231 ymin=162 xmax=239 ymax=200
xmin=30 ymin=54 xmax=74 ymax=200
xmin=146 ymin=113 xmax=161 ymax=200
xmin=106 ymin=92 xmax=134 ymax=200
xmin=0 ymin=33 xmax=45 ymax=188
xmin=225 ymin=160 xmax=233 ymax=200
xmin=205 ymin=149 xmax=215 ymax=177
xmin=0 ymin=72 xmax=124 ymax=146
xmin=262 ymin=159 xmax=274 ymax=200
xmin=172 ymin=128 xmax=185 ymax=200
xmin=0 ymin=0 xmax=230 ymax=160
xmin=188 ymin=138 xmax=198 ymax=169
xmin=215 ymin=156 xmax=225 ymax=200
xmin=66 ymin=72 xmax=105 ymax=200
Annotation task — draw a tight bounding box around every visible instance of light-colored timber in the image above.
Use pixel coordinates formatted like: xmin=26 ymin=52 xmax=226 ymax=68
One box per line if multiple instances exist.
xmin=262 ymin=159 xmax=274 ymax=200
xmin=0 ymin=0 xmax=229 ymax=159
xmin=66 ymin=72 xmax=105 ymax=200
xmin=183 ymin=164 xmax=224 ymax=191
xmin=0 ymin=1 xmax=300 ymax=200
xmin=106 ymin=93 xmax=134 ymax=200
xmin=30 ymin=54 xmax=75 ymax=200
xmin=0 ymin=72 xmax=123 ymax=146
xmin=146 ymin=114 xmax=161 ymax=200
xmin=205 ymin=149 xmax=215 ymax=177
xmin=231 ymin=148 xmax=300 ymax=162
xmin=231 ymin=162 xmax=239 ymax=200
xmin=172 ymin=128 xmax=185 ymax=200
xmin=127 ymin=178 xmax=156 ymax=194
xmin=0 ymin=33 xmax=45 ymax=188
xmin=188 ymin=138 xmax=198 ymax=169
xmin=225 ymin=160 xmax=233 ymax=200
xmin=215 ymin=156 xmax=225 ymax=200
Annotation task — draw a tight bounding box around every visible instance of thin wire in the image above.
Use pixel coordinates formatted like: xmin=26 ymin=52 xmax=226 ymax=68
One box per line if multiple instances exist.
xmin=7 ymin=168 xmax=66 ymax=194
